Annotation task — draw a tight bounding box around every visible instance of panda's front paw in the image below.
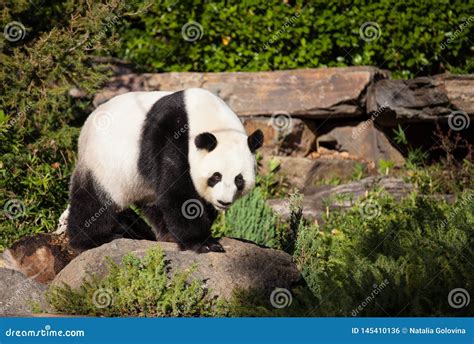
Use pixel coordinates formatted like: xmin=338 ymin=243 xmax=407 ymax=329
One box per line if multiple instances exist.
xmin=205 ymin=240 xmax=225 ymax=253
xmin=181 ymin=239 xmax=225 ymax=253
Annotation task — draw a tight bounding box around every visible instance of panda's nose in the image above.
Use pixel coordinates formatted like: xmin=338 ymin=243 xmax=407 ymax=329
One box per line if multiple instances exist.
xmin=218 ymin=200 xmax=232 ymax=207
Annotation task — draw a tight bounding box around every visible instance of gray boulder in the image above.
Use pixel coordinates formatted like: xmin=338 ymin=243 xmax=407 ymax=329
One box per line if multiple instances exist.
xmin=0 ymin=268 xmax=47 ymax=316
xmin=52 ymin=238 xmax=301 ymax=300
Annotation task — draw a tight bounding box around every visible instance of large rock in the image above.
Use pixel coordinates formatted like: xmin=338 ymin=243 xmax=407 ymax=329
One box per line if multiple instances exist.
xmin=52 ymin=238 xmax=301 ymax=300
xmin=94 ymin=67 xmax=387 ymax=118
xmin=262 ymin=155 xmax=373 ymax=193
xmin=367 ymin=74 xmax=474 ymax=125
xmin=241 ymin=117 xmax=316 ymax=154
xmin=0 ymin=268 xmax=47 ymax=315
xmin=317 ymin=121 xmax=405 ymax=164
xmin=2 ymin=233 xmax=77 ymax=284
xmin=268 ymin=177 xmax=413 ymax=220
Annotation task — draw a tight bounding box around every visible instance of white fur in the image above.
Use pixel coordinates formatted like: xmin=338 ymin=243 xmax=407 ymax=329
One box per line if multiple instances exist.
xmin=185 ymin=88 xmax=256 ymax=209
xmin=78 ymin=91 xmax=171 ymax=208
xmin=77 ymin=89 xmax=256 ymax=210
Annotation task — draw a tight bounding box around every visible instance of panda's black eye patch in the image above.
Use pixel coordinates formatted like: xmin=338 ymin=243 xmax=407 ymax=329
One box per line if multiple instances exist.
xmin=207 ymin=172 xmax=222 ymax=187
xmin=235 ymin=174 xmax=245 ymax=191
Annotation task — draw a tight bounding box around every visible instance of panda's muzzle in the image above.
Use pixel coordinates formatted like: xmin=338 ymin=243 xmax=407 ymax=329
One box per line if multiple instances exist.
xmin=217 ymin=200 xmax=232 ymax=208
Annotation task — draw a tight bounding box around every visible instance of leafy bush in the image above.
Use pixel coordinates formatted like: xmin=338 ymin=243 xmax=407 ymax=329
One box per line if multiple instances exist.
xmin=211 ymin=160 xmax=298 ymax=251
xmin=294 ymin=190 xmax=474 ymax=316
xmin=114 ymin=0 xmax=473 ymax=77
xmin=48 ymin=247 xmax=217 ymax=316
xmin=212 ymin=187 xmax=283 ymax=249
xmin=48 ymin=245 xmax=315 ymax=317
xmin=0 ymin=1 xmax=147 ymax=249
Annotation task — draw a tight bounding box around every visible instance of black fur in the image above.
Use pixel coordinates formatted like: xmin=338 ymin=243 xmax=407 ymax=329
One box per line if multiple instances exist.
xmin=68 ymin=90 xmax=254 ymax=253
xmin=248 ymin=129 xmax=264 ymax=152
xmin=195 ymin=132 xmax=217 ymax=151
xmin=137 ymin=91 xmax=221 ymax=252
xmin=207 ymin=172 xmax=222 ymax=187
xmin=67 ymin=170 xmax=155 ymax=251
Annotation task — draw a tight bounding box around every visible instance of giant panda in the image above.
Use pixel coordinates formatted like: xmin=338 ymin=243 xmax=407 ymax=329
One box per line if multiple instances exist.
xmin=67 ymin=88 xmax=263 ymax=253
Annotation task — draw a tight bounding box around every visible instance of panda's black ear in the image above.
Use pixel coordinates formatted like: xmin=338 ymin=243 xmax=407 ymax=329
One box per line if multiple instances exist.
xmin=195 ymin=132 xmax=217 ymax=152
xmin=248 ymin=129 xmax=264 ymax=153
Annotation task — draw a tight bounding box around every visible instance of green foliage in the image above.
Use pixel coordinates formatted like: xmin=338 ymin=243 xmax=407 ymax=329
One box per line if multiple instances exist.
xmin=48 ymin=247 xmax=217 ymax=316
xmin=294 ymin=190 xmax=474 ymax=316
xmin=212 ymin=187 xmax=283 ymax=249
xmin=113 ymin=0 xmax=473 ymax=77
xmin=406 ymin=160 xmax=474 ymax=195
xmin=220 ymin=286 xmax=317 ymax=317
xmin=378 ymin=159 xmax=395 ymax=175
xmin=0 ymin=1 xmax=148 ymax=250
xmin=48 ymin=245 xmax=318 ymax=317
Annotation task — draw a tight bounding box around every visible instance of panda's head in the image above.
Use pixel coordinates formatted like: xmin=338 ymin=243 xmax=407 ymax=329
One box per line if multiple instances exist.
xmin=190 ymin=129 xmax=264 ymax=211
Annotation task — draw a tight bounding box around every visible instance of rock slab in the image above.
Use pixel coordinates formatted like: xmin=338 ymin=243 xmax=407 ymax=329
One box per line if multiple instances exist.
xmin=52 ymin=238 xmax=301 ymax=300
xmin=268 ymin=177 xmax=413 ymax=220
xmin=94 ymin=67 xmax=387 ymax=118
xmin=367 ymin=74 xmax=474 ymax=125
xmin=0 ymin=268 xmax=47 ymax=315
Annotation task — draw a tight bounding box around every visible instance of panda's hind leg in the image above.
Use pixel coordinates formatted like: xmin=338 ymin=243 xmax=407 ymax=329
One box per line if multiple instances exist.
xmin=112 ymin=208 xmax=156 ymax=241
xmin=67 ymin=169 xmax=121 ymax=251
xmin=139 ymin=204 xmax=177 ymax=242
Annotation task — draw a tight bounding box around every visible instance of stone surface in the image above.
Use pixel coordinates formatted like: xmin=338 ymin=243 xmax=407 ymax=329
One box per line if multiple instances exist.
xmin=261 ymin=155 xmax=372 ymax=193
xmin=317 ymin=121 xmax=405 ymax=164
xmin=241 ymin=117 xmax=316 ymax=154
xmin=0 ymin=268 xmax=47 ymax=316
xmin=2 ymin=233 xmax=77 ymax=284
xmin=52 ymin=238 xmax=301 ymax=300
xmin=268 ymin=177 xmax=413 ymax=220
xmin=367 ymin=74 xmax=474 ymax=125
xmin=93 ymin=67 xmax=387 ymax=118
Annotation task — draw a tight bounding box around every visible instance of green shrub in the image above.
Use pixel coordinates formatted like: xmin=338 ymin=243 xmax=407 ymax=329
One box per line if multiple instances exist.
xmin=0 ymin=1 xmax=148 ymax=250
xmin=294 ymin=190 xmax=474 ymax=316
xmin=212 ymin=187 xmax=283 ymax=249
xmin=48 ymin=245 xmax=316 ymax=317
xmin=114 ymin=0 xmax=473 ymax=77
xmin=48 ymin=247 xmax=217 ymax=316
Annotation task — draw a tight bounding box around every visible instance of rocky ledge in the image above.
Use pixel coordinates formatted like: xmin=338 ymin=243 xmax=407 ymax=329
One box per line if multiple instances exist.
xmin=1 ymin=236 xmax=301 ymax=315
xmin=51 ymin=238 xmax=301 ymax=300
